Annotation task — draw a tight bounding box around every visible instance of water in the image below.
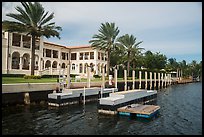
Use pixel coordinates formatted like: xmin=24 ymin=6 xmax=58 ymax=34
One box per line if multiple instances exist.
xmin=2 ymin=82 xmax=202 ymax=135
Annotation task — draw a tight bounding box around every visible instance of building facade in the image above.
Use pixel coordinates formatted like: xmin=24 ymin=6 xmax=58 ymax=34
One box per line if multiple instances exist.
xmin=2 ymin=31 xmax=108 ymax=77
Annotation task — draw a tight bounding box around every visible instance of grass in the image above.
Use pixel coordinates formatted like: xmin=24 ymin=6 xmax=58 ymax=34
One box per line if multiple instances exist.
xmin=2 ymin=77 xmax=142 ymax=84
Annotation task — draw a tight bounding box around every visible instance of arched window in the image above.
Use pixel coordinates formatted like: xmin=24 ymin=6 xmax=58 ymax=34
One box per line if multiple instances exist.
xmin=22 ymin=53 xmax=30 ymax=70
xmin=72 ymin=64 xmax=75 ymax=70
xmin=45 ymin=60 xmax=51 ymax=69
xmin=12 ymin=52 xmax=20 ymax=69
xmin=61 ymin=63 xmax=65 ymax=68
xmin=35 ymin=55 xmax=39 ymax=70
xmin=79 ymin=63 xmax=83 ymax=73
xmin=90 ymin=63 xmax=94 ymax=72
xmin=52 ymin=61 xmax=57 ymax=68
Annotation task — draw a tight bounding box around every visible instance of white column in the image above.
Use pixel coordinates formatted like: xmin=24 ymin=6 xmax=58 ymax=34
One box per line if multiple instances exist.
xmin=154 ymin=72 xmax=156 ymax=89
xmin=124 ymin=70 xmax=127 ymax=91
xmin=132 ymin=70 xmax=135 ymax=90
xmin=139 ymin=71 xmax=142 ymax=89
xmin=19 ymin=57 xmax=23 ymax=70
xmin=114 ymin=68 xmax=118 ymax=89
xmin=20 ymin=34 xmax=23 ymax=48
xmin=164 ymin=73 xmax=167 ymax=87
xmin=170 ymin=74 xmax=172 ymax=85
xmin=145 ymin=71 xmax=147 ymax=89
xmin=158 ymin=73 xmax=160 ymax=89
xmin=150 ymin=72 xmax=152 ymax=90
xmin=161 ymin=73 xmax=164 ymax=88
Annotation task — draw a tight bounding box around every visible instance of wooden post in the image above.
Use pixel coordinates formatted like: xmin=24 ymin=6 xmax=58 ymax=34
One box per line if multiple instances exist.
xmin=139 ymin=71 xmax=142 ymax=89
xmin=102 ymin=67 xmax=105 ymax=88
xmin=24 ymin=92 xmax=30 ymax=105
xmin=114 ymin=68 xmax=118 ymax=89
xmin=145 ymin=71 xmax=147 ymax=89
xmin=154 ymin=72 xmax=156 ymax=89
xmin=150 ymin=72 xmax=152 ymax=90
xmin=158 ymin=73 xmax=160 ymax=89
xmin=132 ymin=70 xmax=135 ymax=90
xmin=124 ymin=70 xmax=127 ymax=91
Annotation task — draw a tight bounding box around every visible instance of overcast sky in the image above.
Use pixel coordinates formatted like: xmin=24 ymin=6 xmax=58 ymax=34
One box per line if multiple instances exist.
xmin=2 ymin=2 xmax=202 ymax=64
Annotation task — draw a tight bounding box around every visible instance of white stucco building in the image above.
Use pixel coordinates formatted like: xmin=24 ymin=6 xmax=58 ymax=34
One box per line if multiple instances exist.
xmin=2 ymin=31 xmax=108 ymax=77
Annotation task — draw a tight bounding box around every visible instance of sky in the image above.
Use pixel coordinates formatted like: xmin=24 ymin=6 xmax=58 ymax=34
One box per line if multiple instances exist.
xmin=2 ymin=2 xmax=202 ymax=64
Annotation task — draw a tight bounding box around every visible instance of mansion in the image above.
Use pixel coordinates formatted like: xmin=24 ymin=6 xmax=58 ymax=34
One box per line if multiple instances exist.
xmin=2 ymin=31 xmax=108 ymax=77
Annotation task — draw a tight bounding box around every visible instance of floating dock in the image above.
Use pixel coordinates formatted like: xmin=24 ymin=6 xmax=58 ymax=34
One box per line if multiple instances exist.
xmin=98 ymin=89 xmax=157 ymax=115
xmin=117 ymin=104 xmax=160 ymax=118
xmin=48 ymin=87 xmax=118 ymax=107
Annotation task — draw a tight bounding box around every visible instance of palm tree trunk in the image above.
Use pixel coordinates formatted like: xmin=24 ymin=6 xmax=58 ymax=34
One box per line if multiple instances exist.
xmin=31 ymin=35 xmax=36 ymax=75
xmin=127 ymin=52 xmax=130 ymax=77
xmin=107 ymin=49 xmax=110 ymax=76
xmin=133 ymin=61 xmax=136 ymax=69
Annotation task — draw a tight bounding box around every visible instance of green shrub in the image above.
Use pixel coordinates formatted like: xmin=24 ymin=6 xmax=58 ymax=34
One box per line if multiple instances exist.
xmin=23 ymin=75 xmax=41 ymax=79
xmin=93 ymin=75 xmax=101 ymax=78
xmin=2 ymin=74 xmax=25 ymax=77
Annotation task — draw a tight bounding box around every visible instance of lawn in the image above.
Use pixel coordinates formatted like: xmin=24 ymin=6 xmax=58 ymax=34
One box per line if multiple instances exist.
xmin=2 ymin=77 xmax=139 ymax=84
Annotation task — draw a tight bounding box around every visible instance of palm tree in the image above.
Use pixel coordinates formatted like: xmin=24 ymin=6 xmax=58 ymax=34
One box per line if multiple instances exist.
xmin=2 ymin=2 xmax=62 ymax=75
xmin=89 ymin=22 xmax=120 ymax=76
xmin=116 ymin=34 xmax=143 ymax=76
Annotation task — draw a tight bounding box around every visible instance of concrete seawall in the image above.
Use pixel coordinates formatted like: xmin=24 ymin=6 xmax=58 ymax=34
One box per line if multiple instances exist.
xmin=2 ymin=80 xmax=177 ymax=106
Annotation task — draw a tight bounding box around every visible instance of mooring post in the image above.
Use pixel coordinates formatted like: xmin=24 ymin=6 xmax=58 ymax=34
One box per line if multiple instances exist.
xmin=102 ymin=67 xmax=105 ymax=88
xmin=139 ymin=71 xmax=142 ymax=89
xmin=24 ymin=92 xmax=30 ymax=105
xmin=161 ymin=73 xmax=164 ymax=88
xmin=83 ymin=87 xmax=86 ymax=104
xmin=124 ymin=70 xmax=127 ymax=91
xmin=158 ymin=73 xmax=160 ymax=89
xmin=132 ymin=70 xmax=135 ymax=90
xmin=101 ymin=85 xmax=103 ymax=98
xmin=145 ymin=71 xmax=147 ymax=89
xmin=150 ymin=72 xmax=152 ymax=90
xmin=114 ymin=68 xmax=118 ymax=89
xmin=164 ymin=73 xmax=167 ymax=87
xmin=154 ymin=72 xmax=156 ymax=89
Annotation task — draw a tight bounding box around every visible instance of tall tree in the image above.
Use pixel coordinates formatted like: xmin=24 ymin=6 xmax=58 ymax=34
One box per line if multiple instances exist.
xmin=89 ymin=22 xmax=120 ymax=76
xmin=2 ymin=2 xmax=62 ymax=75
xmin=116 ymin=34 xmax=143 ymax=76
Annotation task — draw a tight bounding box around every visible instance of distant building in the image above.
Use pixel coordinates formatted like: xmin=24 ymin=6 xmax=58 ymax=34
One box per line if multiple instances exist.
xmin=2 ymin=31 xmax=108 ymax=77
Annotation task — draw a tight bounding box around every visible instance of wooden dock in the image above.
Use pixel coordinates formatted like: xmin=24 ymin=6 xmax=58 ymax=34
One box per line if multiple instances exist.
xmin=117 ymin=104 xmax=160 ymax=118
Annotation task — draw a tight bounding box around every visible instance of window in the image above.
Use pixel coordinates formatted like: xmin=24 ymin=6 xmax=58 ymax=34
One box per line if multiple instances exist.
xmin=67 ymin=53 xmax=69 ymax=60
xmin=72 ymin=64 xmax=75 ymax=70
xmin=53 ymin=50 xmax=58 ymax=58
xmin=71 ymin=53 xmax=76 ymax=60
xmin=23 ymin=35 xmax=31 ymax=48
xmin=79 ymin=53 xmax=83 ymax=60
xmin=98 ymin=52 xmax=101 ymax=60
xmin=90 ymin=52 xmax=94 ymax=59
xmin=105 ymin=53 xmax=107 ymax=61
xmin=85 ymin=52 xmax=89 ymax=60
xmin=12 ymin=33 xmax=21 ymax=47
xmin=62 ymin=52 xmax=66 ymax=60
xmin=46 ymin=49 xmax=51 ymax=58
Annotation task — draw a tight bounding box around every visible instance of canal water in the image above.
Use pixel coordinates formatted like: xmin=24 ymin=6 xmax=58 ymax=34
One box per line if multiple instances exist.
xmin=2 ymin=82 xmax=202 ymax=135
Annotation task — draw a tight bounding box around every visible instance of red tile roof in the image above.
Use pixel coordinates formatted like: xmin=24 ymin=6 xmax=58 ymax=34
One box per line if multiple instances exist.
xmin=43 ymin=41 xmax=91 ymax=49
